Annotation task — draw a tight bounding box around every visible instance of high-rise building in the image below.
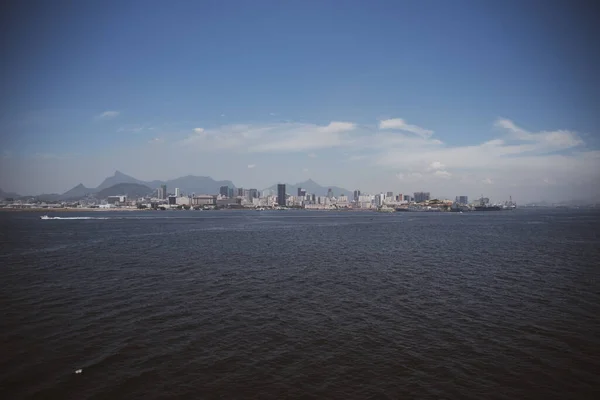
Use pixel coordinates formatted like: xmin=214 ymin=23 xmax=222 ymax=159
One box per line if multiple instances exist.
xmin=414 ymin=192 xmax=430 ymax=203
xmin=237 ymin=188 xmax=244 ymax=197
xmin=386 ymin=191 xmax=393 ymax=199
xmin=397 ymin=193 xmax=403 ymax=202
xmin=375 ymin=193 xmax=383 ymax=207
xmin=404 ymin=195 xmax=411 ymax=202
xmin=228 ymin=187 xmax=234 ymax=198
xmin=159 ymin=184 xmax=167 ymax=200
xmin=327 ymin=188 xmax=333 ymax=198
xmin=277 ymin=184 xmax=286 ymax=206
xmin=220 ymin=186 xmax=229 ymax=197
xmin=353 ymin=190 xmax=361 ymax=201
xmin=249 ymin=189 xmax=259 ymax=199
xmin=175 ymin=188 xmax=180 ymax=197
xmin=455 ymin=196 xmax=468 ymax=205
xmin=297 ymin=188 xmax=306 ymax=197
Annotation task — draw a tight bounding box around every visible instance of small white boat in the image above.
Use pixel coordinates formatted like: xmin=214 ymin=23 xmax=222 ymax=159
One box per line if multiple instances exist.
xmin=40 ymin=215 xmax=50 ymax=220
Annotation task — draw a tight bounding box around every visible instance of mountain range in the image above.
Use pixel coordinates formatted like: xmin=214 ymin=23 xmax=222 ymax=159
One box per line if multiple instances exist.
xmin=0 ymin=188 xmax=20 ymax=200
xmin=0 ymin=171 xmax=352 ymax=200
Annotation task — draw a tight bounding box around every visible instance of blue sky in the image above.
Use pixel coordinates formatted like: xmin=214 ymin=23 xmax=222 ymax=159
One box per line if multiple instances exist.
xmin=1 ymin=0 xmax=598 ymax=201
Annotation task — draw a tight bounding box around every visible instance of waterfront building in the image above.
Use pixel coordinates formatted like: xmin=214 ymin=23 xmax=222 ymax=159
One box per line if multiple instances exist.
xmin=175 ymin=188 xmax=180 ymax=197
xmin=107 ymin=195 xmax=127 ymax=205
xmin=327 ymin=188 xmax=333 ymax=199
xmin=414 ymin=192 xmax=430 ymax=203
xmin=192 ymin=195 xmax=216 ymax=206
xmin=219 ymin=186 xmax=229 ymax=197
xmin=456 ymin=195 xmax=469 ymax=205
xmin=176 ymin=196 xmax=190 ymax=206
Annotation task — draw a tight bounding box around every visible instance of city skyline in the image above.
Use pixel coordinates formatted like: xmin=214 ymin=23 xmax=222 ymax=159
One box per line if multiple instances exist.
xmin=1 ymin=1 xmax=598 ymax=203
xmin=0 ymin=168 xmax=512 ymax=205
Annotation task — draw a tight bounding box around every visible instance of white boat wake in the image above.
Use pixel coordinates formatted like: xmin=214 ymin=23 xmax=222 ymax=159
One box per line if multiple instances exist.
xmin=40 ymin=216 xmax=109 ymax=220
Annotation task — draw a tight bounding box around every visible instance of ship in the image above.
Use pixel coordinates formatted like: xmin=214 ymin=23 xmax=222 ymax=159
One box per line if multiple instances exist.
xmin=473 ymin=195 xmax=516 ymax=211
xmin=474 ymin=205 xmax=503 ymax=211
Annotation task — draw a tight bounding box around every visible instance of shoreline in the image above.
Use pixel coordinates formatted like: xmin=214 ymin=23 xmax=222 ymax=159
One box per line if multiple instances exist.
xmin=0 ymin=207 xmax=150 ymax=213
xmin=1 ymin=207 xmax=379 ymax=213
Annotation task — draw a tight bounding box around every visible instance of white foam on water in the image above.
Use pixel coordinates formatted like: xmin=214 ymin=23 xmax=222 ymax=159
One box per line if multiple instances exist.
xmin=41 ymin=217 xmax=110 ymax=220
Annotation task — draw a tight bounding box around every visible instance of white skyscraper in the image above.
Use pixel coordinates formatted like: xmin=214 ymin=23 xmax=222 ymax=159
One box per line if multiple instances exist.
xmin=175 ymin=188 xmax=180 ymax=197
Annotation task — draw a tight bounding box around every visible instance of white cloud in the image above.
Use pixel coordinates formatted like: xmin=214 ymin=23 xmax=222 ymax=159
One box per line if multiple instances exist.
xmin=247 ymin=164 xmax=256 ymax=169
xmin=434 ymin=170 xmax=452 ymax=178
xmin=428 ymin=161 xmax=445 ymax=170
xmin=494 ymin=118 xmax=583 ymax=150
xmin=96 ymin=111 xmax=120 ymax=120
xmin=379 ymin=118 xmax=433 ymax=138
xmin=148 ymin=138 xmax=164 ymax=144
xmin=482 ymin=178 xmax=493 ymax=185
xmin=396 ymin=172 xmax=423 ymax=182
xmin=318 ymin=121 xmax=356 ymax=134
xmin=181 ymin=121 xmax=357 ymax=153
xmin=194 ymin=128 xmax=205 ymax=134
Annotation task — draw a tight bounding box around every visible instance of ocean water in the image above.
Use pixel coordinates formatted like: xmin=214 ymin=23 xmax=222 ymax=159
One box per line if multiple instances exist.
xmin=1 ymin=209 xmax=599 ymax=399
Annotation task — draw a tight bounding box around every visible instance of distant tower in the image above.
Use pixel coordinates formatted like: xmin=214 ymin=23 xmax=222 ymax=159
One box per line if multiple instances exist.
xmin=219 ymin=186 xmax=229 ymax=197
xmin=160 ymin=184 xmax=167 ymax=200
xmin=277 ymin=184 xmax=286 ymax=206
xmin=327 ymin=188 xmax=333 ymax=198
xmin=175 ymin=188 xmax=180 ymax=197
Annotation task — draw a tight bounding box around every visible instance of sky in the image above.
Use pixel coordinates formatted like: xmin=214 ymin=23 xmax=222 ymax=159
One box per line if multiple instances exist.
xmin=1 ymin=0 xmax=598 ymax=202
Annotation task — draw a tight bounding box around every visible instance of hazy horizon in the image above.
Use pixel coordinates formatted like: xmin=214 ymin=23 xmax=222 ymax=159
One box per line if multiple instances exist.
xmin=1 ymin=1 xmax=598 ymax=203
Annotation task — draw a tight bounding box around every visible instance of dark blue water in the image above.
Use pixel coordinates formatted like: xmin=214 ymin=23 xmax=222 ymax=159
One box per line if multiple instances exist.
xmin=1 ymin=209 xmax=599 ymax=399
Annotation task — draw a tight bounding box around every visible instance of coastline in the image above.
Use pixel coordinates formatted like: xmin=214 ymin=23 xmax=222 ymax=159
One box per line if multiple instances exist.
xmin=0 ymin=207 xmax=150 ymax=213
